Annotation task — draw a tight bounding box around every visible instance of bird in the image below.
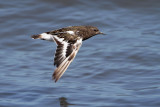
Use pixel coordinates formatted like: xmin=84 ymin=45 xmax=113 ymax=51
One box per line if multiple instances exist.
xmin=31 ymin=26 xmax=104 ymax=82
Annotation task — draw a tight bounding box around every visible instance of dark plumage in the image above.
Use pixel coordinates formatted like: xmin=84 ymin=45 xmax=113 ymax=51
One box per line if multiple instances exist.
xmin=31 ymin=26 xmax=104 ymax=82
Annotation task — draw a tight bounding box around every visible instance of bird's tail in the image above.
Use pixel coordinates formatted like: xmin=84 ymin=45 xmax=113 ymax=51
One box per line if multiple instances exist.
xmin=31 ymin=35 xmax=41 ymax=39
xmin=31 ymin=32 xmax=54 ymax=41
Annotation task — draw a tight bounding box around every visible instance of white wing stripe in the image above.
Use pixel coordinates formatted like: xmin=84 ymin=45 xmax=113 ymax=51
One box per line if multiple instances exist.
xmin=62 ymin=41 xmax=68 ymax=57
xmin=53 ymin=36 xmax=69 ymax=57
xmin=53 ymin=36 xmax=64 ymax=43
xmin=66 ymin=31 xmax=75 ymax=35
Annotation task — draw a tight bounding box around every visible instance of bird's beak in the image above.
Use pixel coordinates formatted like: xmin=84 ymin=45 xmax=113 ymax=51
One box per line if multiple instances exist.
xmin=99 ymin=32 xmax=106 ymax=35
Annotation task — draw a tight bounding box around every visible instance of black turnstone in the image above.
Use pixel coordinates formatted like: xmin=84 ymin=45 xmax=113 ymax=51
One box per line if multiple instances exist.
xmin=31 ymin=26 xmax=104 ymax=82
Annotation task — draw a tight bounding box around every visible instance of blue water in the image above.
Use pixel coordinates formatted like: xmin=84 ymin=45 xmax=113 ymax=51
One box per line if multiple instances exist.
xmin=0 ymin=0 xmax=160 ymax=107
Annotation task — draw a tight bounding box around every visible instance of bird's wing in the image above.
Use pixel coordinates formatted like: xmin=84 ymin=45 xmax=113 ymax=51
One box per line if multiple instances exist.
xmin=52 ymin=36 xmax=82 ymax=82
xmin=53 ymin=36 xmax=69 ymax=67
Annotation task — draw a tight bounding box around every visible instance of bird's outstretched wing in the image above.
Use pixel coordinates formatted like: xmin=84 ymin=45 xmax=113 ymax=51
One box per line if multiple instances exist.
xmin=52 ymin=36 xmax=82 ymax=82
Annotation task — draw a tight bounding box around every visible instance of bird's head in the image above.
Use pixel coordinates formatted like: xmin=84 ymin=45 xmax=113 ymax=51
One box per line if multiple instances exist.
xmin=89 ymin=26 xmax=105 ymax=36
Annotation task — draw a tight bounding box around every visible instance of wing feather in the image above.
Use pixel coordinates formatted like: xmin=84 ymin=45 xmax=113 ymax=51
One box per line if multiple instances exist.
xmin=53 ymin=38 xmax=82 ymax=82
xmin=53 ymin=36 xmax=68 ymax=67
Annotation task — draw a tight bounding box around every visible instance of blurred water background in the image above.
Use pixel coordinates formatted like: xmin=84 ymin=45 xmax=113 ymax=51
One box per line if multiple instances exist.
xmin=0 ymin=0 xmax=160 ymax=107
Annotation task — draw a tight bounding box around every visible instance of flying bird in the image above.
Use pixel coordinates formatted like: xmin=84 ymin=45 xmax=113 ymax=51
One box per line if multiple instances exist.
xmin=31 ymin=26 xmax=104 ymax=82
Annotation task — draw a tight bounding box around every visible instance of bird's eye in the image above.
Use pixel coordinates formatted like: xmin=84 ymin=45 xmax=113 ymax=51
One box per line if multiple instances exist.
xmin=94 ymin=29 xmax=97 ymax=32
